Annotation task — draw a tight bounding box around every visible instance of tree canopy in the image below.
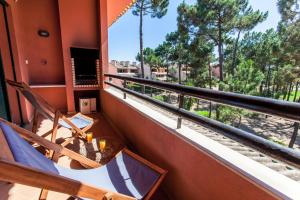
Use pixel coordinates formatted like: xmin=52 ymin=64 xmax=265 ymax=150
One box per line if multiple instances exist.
xmin=133 ymin=0 xmax=299 ymax=127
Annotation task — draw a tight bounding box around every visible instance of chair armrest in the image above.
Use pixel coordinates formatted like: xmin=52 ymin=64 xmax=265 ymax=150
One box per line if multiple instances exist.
xmin=60 ymin=148 xmax=100 ymax=168
xmin=71 ymin=113 xmax=99 ymax=127
xmin=60 ymin=115 xmax=86 ymax=138
xmin=71 ymin=112 xmax=94 ymax=122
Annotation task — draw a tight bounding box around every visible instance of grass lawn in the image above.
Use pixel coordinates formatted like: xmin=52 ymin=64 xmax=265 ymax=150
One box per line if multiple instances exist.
xmin=280 ymin=90 xmax=300 ymax=102
xmin=153 ymin=95 xmax=165 ymax=101
xmin=194 ymin=110 xmax=210 ymax=118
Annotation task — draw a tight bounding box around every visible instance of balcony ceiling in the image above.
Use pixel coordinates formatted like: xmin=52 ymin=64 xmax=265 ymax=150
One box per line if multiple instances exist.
xmin=108 ymin=0 xmax=135 ymax=26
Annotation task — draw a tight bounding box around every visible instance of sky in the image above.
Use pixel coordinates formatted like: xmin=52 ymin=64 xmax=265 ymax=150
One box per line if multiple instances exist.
xmin=108 ymin=0 xmax=281 ymax=62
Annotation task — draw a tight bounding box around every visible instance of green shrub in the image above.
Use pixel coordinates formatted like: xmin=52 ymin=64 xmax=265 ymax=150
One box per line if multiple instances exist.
xmin=154 ymin=95 xmax=164 ymax=101
xmin=153 ymin=94 xmax=168 ymax=102
xmin=183 ymin=97 xmax=195 ymax=111
xmin=195 ymin=110 xmax=210 ymax=117
xmin=218 ymin=106 xmax=243 ymax=126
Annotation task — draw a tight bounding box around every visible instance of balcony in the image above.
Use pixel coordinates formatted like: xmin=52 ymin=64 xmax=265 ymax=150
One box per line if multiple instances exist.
xmin=2 ymin=80 xmax=300 ymax=199
xmin=0 ymin=0 xmax=300 ymax=199
xmin=3 ymin=76 xmax=300 ymax=199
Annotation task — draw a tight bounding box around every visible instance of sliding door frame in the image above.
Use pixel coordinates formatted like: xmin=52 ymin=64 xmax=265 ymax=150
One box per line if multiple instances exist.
xmin=0 ymin=1 xmax=23 ymax=123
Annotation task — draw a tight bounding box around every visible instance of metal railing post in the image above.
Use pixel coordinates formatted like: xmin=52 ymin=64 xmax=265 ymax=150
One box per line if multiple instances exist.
xmin=177 ymin=94 xmax=184 ymax=129
xmin=289 ymin=122 xmax=299 ymax=148
xmin=123 ymin=80 xmax=127 ymax=99
xmin=142 ymin=85 xmax=145 ymax=94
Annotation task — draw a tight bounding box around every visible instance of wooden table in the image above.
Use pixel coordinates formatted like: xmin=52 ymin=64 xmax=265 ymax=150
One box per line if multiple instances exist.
xmin=76 ymin=136 xmax=124 ymax=168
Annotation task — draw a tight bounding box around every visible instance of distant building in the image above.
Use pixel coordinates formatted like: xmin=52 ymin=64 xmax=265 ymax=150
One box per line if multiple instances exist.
xmin=136 ymin=64 xmax=168 ymax=81
xmin=151 ymin=67 xmax=167 ymax=81
xmin=137 ymin=63 xmax=151 ymax=79
xmin=111 ymin=60 xmax=169 ymax=81
xmin=110 ymin=60 xmax=139 ymax=77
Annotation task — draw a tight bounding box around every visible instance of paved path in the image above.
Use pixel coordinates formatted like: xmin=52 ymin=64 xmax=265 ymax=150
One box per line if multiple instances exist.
xmin=241 ymin=116 xmax=300 ymax=150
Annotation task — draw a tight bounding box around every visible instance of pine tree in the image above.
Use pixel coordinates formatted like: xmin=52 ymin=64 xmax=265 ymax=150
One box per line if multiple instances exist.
xmin=155 ymin=42 xmax=172 ymax=81
xmin=183 ymin=0 xmax=266 ymax=82
xmin=277 ymin=0 xmax=300 ymax=148
xmin=277 ymin=0 xmax=299 ymax=71
xmin=136 ymin=47 xmax=160 ymax=80
xmin=132 ymin=0 xmax=169 ymax=79
xmin=230 ymin=2 xmax=268 ymax=74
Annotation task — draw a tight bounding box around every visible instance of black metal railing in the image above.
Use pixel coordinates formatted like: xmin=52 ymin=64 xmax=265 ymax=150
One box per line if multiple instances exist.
xmin=104 ymin=74 xmax=300 ymax=164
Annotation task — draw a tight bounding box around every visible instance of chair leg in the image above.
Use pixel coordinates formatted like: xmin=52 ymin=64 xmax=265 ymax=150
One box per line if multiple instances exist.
xmin=104 ymin=192 xmax=113 ymax=200
xmin=39 ymin=149 xmax=60 ymax=199
xmin=49 ymin=111 xmax=60 ymax=157
xmin=32 ymin=109 xmax=39 ymax=134
xmin=52 ymin=152 xmax=60 ymax=163
xmin=39 ymin=189 xmax=49 ymax=200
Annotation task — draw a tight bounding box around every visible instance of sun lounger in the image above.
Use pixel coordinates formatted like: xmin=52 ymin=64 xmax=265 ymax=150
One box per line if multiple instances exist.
xmin=0 ymin=118 xmax=167 ymax=200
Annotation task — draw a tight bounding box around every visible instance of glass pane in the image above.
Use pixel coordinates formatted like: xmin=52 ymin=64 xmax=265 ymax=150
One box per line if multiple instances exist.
xmin=0 ymin=78 xmax=8 ymax=119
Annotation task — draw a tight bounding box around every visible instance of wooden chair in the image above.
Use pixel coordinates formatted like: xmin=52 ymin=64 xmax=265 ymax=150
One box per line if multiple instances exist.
xmin=0 ymin=118 xmax=167 ymax=200
xmin=6 ymin=79 xmax=96 ymax=146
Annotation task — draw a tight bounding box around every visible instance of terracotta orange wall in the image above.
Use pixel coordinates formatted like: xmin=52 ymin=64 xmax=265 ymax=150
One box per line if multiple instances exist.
xmin=3 ymin=0 xmax=133 ymax=122
xmin=6 ymin=0 xmax=29 ymax=85
xmin=3 ymin=0 xmax=66 ymax=123
xmin=32 ymin=88 xmax=67 ymax=112
xmin=58 ymin=0 xmax=99 ymax=113
xmin=99 ymin=0 xmax=108 ymax=90
xmin=8 ymin=0 xmax=64 ymax=85
xmin=101 ymin=90 xmax=277 ymax=200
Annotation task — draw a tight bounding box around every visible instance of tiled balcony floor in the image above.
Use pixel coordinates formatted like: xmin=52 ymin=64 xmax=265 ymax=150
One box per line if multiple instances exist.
xmin=0 ymin=113 xmax=168 ymax=200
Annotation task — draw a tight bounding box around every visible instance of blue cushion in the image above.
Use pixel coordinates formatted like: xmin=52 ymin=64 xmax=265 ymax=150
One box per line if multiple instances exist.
xmin=0 ymin=122 xmax=58 ymax=174
xmin=0 ymin=122 xmax=161 ymax=199
xmin=56 ymin=151 xmax=161 ymax=199
xmin=59 ymin=115 xmax=93 ymax=129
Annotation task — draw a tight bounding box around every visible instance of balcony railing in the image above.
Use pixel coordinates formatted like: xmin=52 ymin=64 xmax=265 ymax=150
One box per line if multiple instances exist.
xmin=104 ymin=74 xmax=300 ymax=165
